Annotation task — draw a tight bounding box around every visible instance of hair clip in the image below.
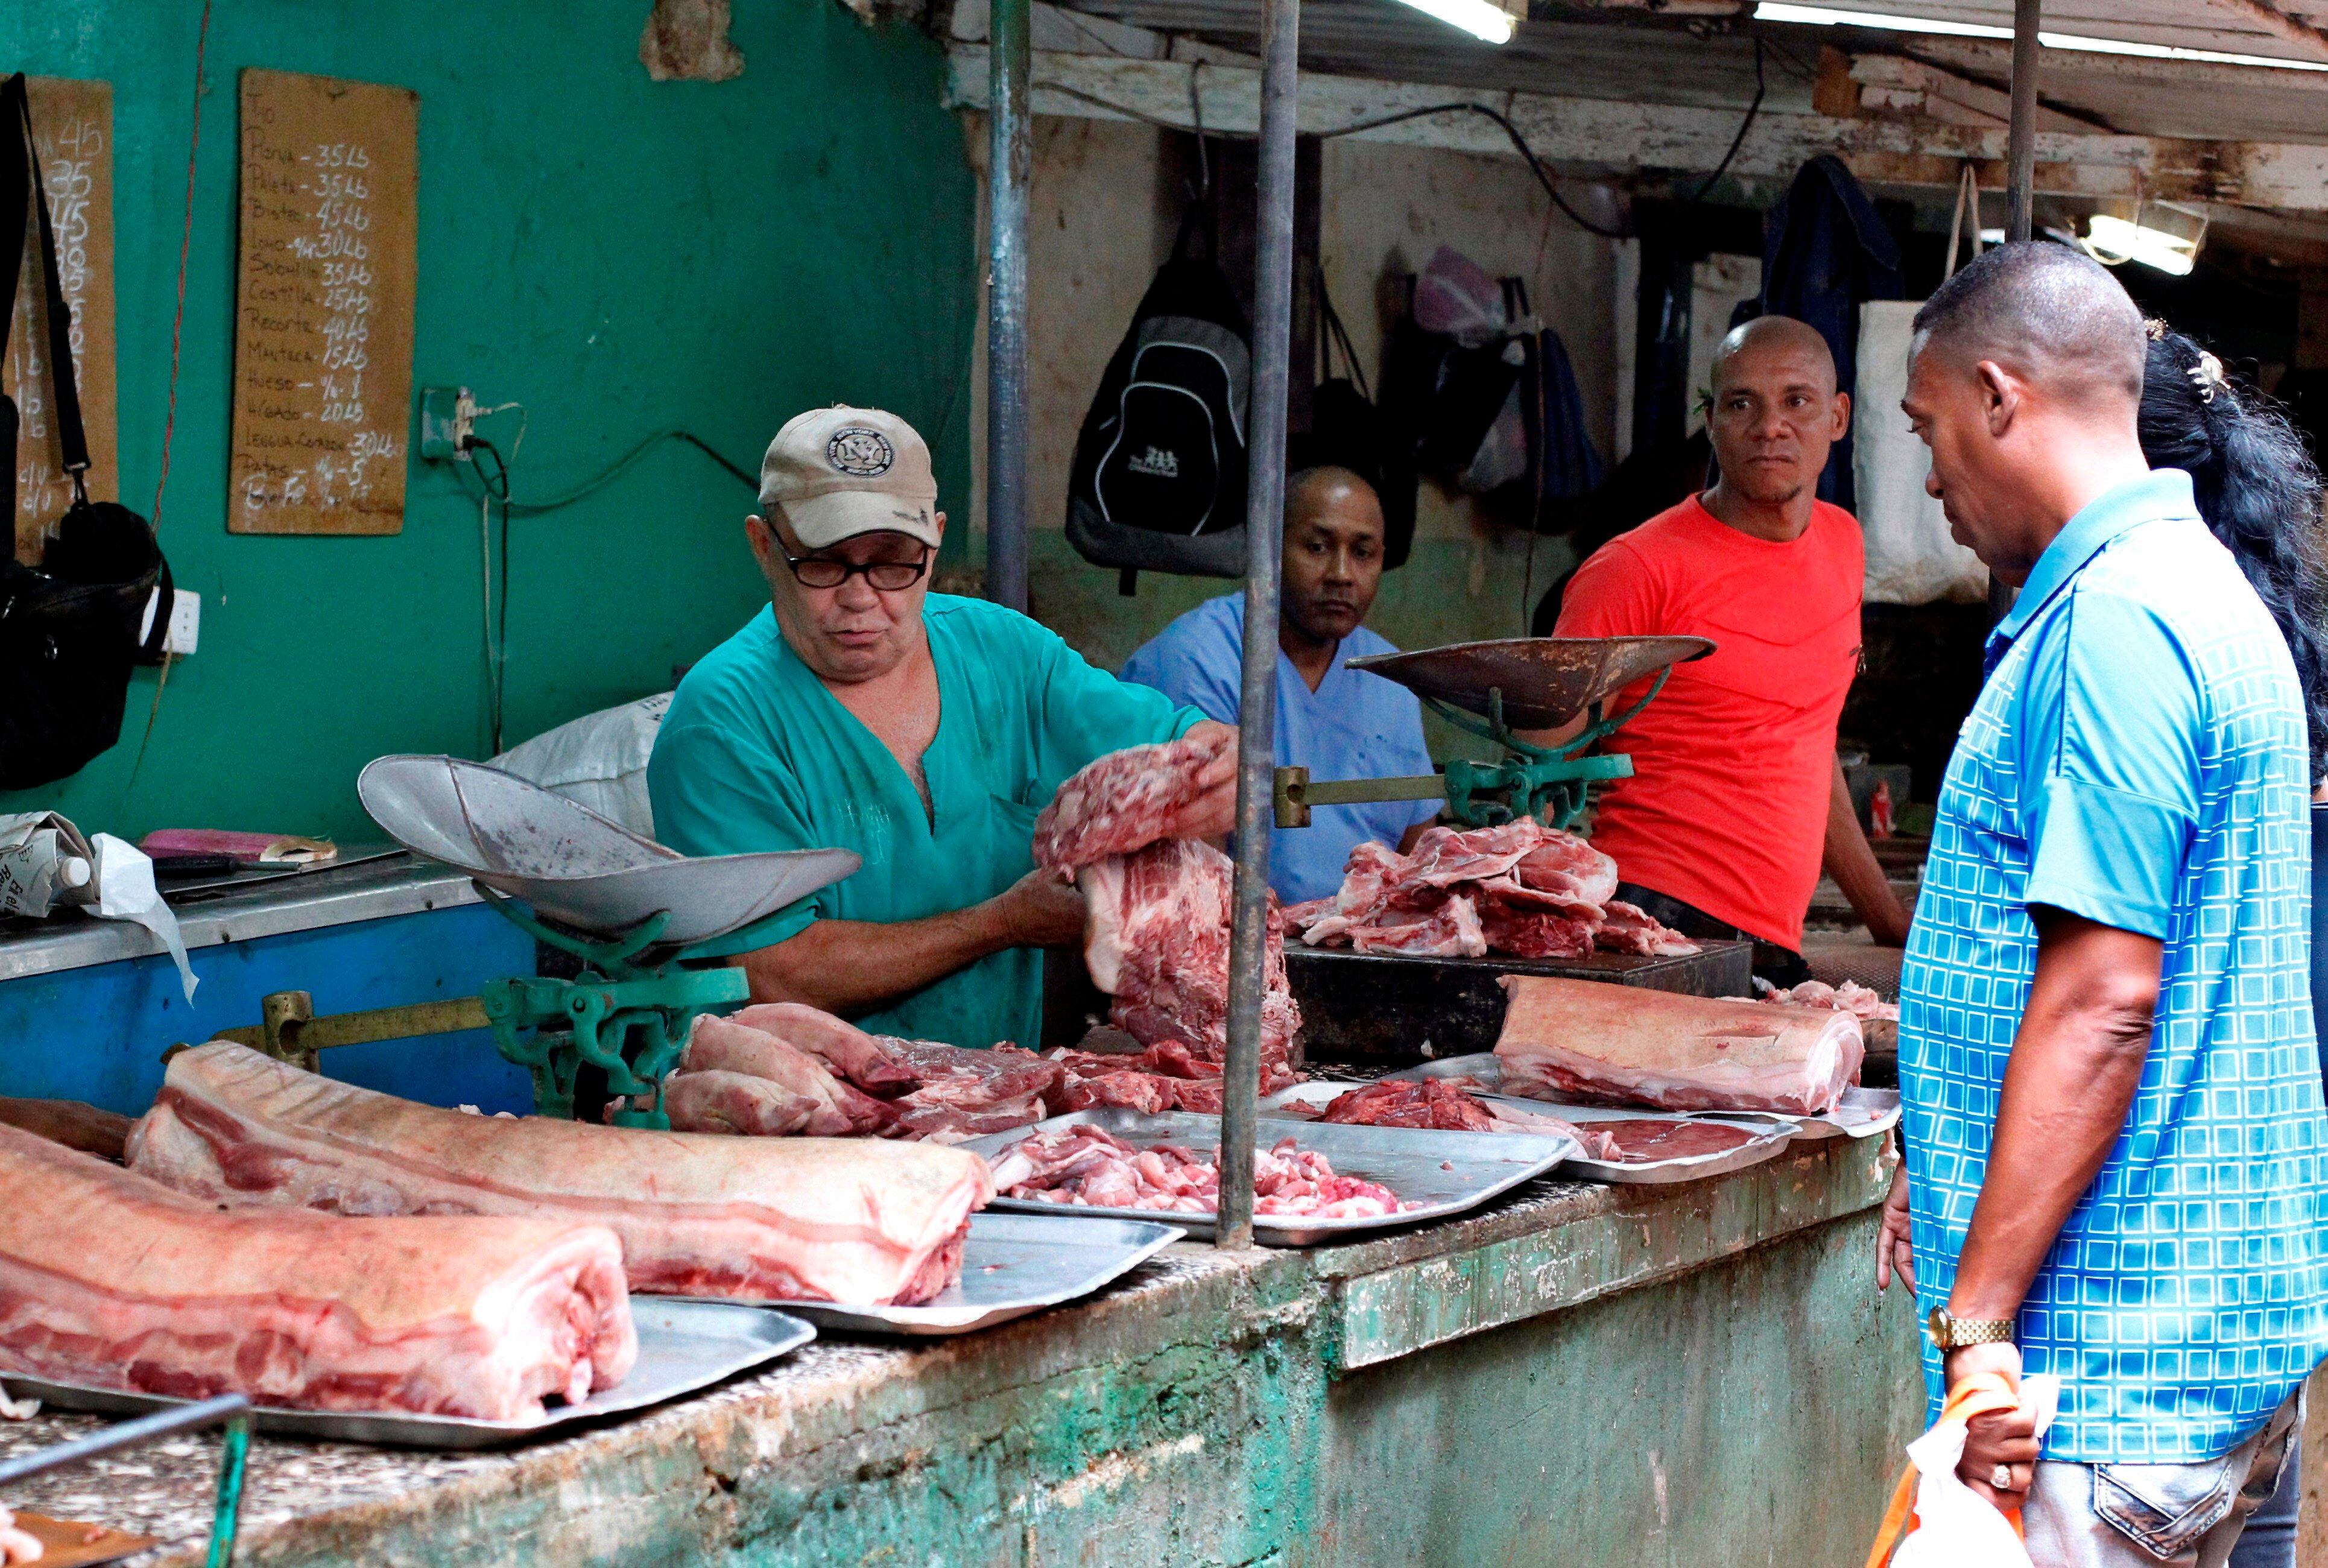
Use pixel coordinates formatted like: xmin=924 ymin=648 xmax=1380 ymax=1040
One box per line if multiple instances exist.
xmin=2145 ymin=317 xmax=2169 ymax=341
xmin=2188 ymin=350 xmax=2228 ymax=404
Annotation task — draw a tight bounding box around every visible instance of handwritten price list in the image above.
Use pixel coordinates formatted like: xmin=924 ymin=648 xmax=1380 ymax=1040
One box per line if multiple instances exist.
xmin=229 ymin=69 xmax=416 ymax=536
xmin=7 ymin=78 xmax=118 ymax=560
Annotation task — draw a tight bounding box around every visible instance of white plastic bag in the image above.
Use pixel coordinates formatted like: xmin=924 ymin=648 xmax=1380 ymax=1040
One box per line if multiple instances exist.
xmin=1855 ymin=300 xmax=1987 ymax=605
xmin=1888 ymin=1374 xmax=2061 ymax=1568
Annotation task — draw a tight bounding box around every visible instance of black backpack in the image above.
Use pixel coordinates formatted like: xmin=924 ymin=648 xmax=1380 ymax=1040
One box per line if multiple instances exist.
xmin=0 ymin=74 xmax=170 ymax=791
xmin=1065 ymin=213 xmax=1251 ymax=586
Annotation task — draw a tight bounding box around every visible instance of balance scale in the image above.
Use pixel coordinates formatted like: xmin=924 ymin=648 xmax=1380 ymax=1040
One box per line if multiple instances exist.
xmin=204 ymin=756 xmax=859 ymax=1128
xmin=1272 ymin=635 xmax=1713 ymax=833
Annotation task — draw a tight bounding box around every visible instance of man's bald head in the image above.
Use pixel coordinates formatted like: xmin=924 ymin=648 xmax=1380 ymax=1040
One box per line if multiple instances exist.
xmin=1910 ymin=240 xmax=2145 ymax=407
xmin=1710 ymin=314 xmax=1836 ymax=400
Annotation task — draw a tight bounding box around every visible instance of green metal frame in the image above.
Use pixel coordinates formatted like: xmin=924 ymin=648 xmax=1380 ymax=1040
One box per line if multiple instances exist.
xmin=472 ymin=887 xmax=747 ymax=1128
xmin=1427 ymin=670 xmax=1670 ymax=830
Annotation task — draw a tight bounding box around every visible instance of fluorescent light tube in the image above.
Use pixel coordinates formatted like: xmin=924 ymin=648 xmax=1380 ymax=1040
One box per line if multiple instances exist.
xmin=1390 ymin=0 xmax=1516 ymax=44
xmin=2084 ymin=213 xmax=2199 ymax=275
xmin=1754 ymin=2 xmax=2328 ymax=72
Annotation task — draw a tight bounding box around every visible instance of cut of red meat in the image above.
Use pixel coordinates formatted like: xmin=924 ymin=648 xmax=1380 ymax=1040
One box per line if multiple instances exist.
xmin=1403 ymin=821 xmax=1544 ymax=888
xmin=989 ymin=1126 xmax=1414 ymax=1219
xmin=1316 ymin=1078 xmax=1496 ymax=1131
xmin=1515 ymin=834 xmax=1619 ymax=908
xmin=1033 ymin=730 xmax=1232 ymax=873
xmin=725 ymin=1003 xmax=920 ymax=1096
xmin=1477 ymin=906 xmax=1595 ymax=959
xmin=1598 ymin=1119 xmax=1759 ymax=1162
xmin=671 ymin=1014 xmax=898 ymax=1135
xmin=1340 ymin=896 xmax=1487 ymax=958
xmin=1592 ymin=900 xmax=1701 ymax=957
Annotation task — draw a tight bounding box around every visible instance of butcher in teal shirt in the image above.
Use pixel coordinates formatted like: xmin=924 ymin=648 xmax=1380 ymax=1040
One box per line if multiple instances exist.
xmin=648 ymin=406 xmax=1233 ymax=1051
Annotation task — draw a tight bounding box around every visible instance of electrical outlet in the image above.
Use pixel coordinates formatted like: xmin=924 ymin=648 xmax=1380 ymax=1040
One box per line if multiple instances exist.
xmin=417 ymin=385 xmax=475 ymax=461
xmin=141 ymin=589 xmax=200 ymax=656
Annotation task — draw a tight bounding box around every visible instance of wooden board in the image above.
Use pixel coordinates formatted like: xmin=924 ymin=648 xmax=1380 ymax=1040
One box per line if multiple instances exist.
xmin=7 ymin=77 xmax=118 ymax=560
xmin=228 ymin=69 xmax=417 ymax=535
xmin=10 ymin=1511 xmax=154 ymax=1566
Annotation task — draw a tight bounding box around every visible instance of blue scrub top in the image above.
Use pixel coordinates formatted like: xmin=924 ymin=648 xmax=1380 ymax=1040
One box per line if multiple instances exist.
xmin=1121 ymin=593 xmax=1438 ymax=904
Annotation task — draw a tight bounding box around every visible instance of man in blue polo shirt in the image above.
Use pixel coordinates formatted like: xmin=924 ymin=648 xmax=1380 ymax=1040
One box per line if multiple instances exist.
xmin=1875 ymin=242 xmax=2328 ymax=1563
xmin=1122 ymin=463 xmax=1437 ymax=903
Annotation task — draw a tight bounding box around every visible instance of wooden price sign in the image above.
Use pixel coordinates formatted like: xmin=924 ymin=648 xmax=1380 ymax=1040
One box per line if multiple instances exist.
xmin=7 ymin=77 xmax=118 ymax=560
xmin=228 ymin=68 xmax=417 ymax=536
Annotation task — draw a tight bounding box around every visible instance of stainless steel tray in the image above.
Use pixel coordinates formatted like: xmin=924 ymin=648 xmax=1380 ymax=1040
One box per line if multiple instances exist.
xmin=1384 ymin=1053 xmax=1895 ymax=1140
xmin=759 ymin=1212 xmax=1183 ymax=1335
xmin=1267 ymin=1073 xmax=1797 ymax=1184
xmin=960 ymin=1108 xmax=1578 ymax=1247
xmin=7 ymin=1298 xmax=814 ymax=1449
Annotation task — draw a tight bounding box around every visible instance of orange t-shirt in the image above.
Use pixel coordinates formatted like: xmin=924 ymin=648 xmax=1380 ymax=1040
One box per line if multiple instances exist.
xmin=1552 ymin=495 xmax=1863 ymax=950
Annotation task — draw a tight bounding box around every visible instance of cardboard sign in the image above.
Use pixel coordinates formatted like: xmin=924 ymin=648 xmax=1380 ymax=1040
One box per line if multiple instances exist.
xmin=228 ymin=68 xmax=417 ymax=535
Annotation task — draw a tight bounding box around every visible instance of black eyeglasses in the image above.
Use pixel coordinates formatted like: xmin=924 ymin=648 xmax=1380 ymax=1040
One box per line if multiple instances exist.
xmin=782 ymin=549 xmax=932 ymax=591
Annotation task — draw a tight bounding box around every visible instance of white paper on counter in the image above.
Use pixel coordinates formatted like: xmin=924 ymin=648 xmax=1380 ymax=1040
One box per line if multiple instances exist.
xmin=87 ymin=833 xmax=197 ymax=1002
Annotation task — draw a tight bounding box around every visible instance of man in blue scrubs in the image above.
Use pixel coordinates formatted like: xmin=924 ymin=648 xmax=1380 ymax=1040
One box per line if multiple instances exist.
xmin=1122 ymin=464 xmax=1437 ymax=904
xmin=648 ymin=406 xmax=1235 ymax=1051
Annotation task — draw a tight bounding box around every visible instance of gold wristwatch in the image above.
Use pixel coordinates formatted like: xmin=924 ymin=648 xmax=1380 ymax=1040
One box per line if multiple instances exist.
xmin=1928 ymin=1307 xmax=2016 ymax=1349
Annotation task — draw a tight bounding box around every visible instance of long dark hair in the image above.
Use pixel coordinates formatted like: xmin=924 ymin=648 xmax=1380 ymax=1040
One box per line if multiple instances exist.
xmin=2139 ymin=324 xmax=2328 ymax=780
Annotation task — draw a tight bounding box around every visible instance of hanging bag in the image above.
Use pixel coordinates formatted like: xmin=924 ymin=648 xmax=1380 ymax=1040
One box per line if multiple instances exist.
xmin=1063 ymin=201 xmax=1253 ymax=589
xmin=0 ymin=73 xmax=171 ymax=791
xmin=1303 ymin=267 xmax=1414 ymax=569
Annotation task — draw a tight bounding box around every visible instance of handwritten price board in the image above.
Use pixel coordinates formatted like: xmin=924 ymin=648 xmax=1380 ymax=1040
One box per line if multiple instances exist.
xmin=7 ymin=77 xmax=118 ymax=561
xmin=229 ymin=69 xmax=417 ymax=536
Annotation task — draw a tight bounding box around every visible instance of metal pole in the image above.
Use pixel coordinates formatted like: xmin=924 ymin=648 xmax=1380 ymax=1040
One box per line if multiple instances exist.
xmin=985 ymin=0 xmax=1032 ymax=612
xmin=1218 ymin=0 xmax=1299 ymax=1252
xmin=0 ymin=1395 xmax=250 ymax=1487
xmin=2005 ymin=0 xmax=2040 ymax=242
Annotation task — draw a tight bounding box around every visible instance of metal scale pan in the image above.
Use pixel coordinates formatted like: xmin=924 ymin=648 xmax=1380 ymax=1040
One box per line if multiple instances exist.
xmin=1346 ymin=635 xmax=1714 ymax=732
xmin=358 ymin=754 xmax=860 ymax=946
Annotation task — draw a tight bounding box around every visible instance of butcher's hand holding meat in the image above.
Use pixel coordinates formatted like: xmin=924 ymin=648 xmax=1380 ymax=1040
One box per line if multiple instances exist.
xmin=130 ymin=1043 xmax=992 ymax=1306
xmin=1495 ymin=976 xmax=1861 ymax=1116
xmin=0 ymin=1124 xmax=634 ymax=1420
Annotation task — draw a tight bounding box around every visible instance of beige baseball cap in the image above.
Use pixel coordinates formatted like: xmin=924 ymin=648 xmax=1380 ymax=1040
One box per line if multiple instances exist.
xmin=757 ymin=406 xmax=941 ymax=550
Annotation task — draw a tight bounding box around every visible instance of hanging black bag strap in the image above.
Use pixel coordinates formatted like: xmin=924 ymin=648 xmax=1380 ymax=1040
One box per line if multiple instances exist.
xmin=1314 ymin=265 xmax=1370 ymax=401
xmin=0 ymin=75 xmax=30 ymax=529
xmin=6 ymin=74 xmax=90 ymax=499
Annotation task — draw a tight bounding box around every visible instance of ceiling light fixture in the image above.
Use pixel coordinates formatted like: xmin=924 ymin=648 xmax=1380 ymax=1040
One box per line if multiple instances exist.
xmin=2083 ymin=206 xmax=2207 ymax=276
xmin=1753 ymin=2 xmax=2328 ymax=73
xmin=1390 ymin=0 xmax=1517 ymax=45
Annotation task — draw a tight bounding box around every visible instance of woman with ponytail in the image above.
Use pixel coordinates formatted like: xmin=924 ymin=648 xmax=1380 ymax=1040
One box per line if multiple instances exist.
xmin=2142 ymin=322 xmax=2328 ymax=1568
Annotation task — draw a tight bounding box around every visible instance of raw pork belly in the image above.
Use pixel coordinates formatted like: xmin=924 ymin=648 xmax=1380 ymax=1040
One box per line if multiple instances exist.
xmin=660 ymin=1007 xmax=1057 ymax=1142
xmin=130 ymin=1043 xmax=990 ymax=1306
xmin=0 ymin=1123 xmax=633 ymax=1420
xmin=1286 ymin=820 xmax=1698 ymax=961
xmin=1493 ymin=976 xmax=1862 ymax=1116
xmin=989 ymin=1125 xmax=1416 ymax=1219
xmin=1032 ymin=728 xmax=1232 ymax=872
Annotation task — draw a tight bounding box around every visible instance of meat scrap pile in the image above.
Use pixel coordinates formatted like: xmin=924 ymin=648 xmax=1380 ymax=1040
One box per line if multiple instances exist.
xmin=132 ymin=1042 xmax=992 ymax=1307
xmin=1282 ymin=820 xmax=1698 ymax=961
xmin=662 ymin=1003 xmax=1061 ymax=1143
xmin=1036 ymin=735 xmax=1302 ymax=1101
xmin=1759 ymin=978 xmax=1900 ymax=1023
xmin=1 ymin=1121 xmax=636 ymax=1421
xmin=988 ymin=1125 xmax=1417 ymax=1220
xmin=1303 ymin=1077 xmax=1620 ymax=1157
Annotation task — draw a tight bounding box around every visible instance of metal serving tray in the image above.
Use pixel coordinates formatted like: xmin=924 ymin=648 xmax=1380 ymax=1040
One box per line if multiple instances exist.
xmin=761 ymin=1212 xmax=1184 ymax=1336
xmin=1265 ymin=1075 xmax=1798 ymax=1185
xmin=8 ymin=1298 xmax=814 ymax=1450
xmin=960 ymin=1108 xmax=1578 ymax=1247
xmin=1384 ymin=1053 xmax=1898 ymax=1140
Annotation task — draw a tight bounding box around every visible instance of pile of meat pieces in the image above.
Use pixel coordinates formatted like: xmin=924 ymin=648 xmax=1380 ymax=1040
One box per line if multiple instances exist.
xmin=662 ymin=1004 xmax=1061 ymax=1143
xmin=988 ymin=1124 xmax=1415 ymax=1219
xmin=1034 ymin=733 xmax=1303 ymax=1102
xmin=1759 ymin=978 xmax=1900 ymax=1023
xmin=1282 ymin=818 xmax=1698 ymax=962
xmin=1305 ymin=1077 xmax=1621 ymax=1157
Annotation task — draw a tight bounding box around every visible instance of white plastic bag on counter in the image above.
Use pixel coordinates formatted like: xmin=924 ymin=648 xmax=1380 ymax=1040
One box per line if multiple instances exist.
xmin=1880 ymin=1373 xmax=2061 ymax=1568
xmin=87 ymin=833 xmax=198 ymax=1002
xmin=0 ymin=811 xmax=197 ymax=1001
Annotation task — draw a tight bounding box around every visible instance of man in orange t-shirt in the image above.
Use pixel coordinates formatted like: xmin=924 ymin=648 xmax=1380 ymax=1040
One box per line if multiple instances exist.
xmin=1547 ymin=315 xmax=1911 ymax=983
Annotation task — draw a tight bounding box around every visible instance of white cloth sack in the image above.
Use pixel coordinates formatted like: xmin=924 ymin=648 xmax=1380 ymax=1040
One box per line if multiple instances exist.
xmin=490 ymin=694 xmax=670 ymax=838
xmin=1890 ymin=1374 xmax=2062 ymax=1568
xmin=1855 ymin=300 xmax=1987 ymax=605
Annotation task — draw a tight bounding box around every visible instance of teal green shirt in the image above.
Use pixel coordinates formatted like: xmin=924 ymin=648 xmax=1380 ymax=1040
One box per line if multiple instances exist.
xmin=647 ymin=595 xmax=1201 ymax=1049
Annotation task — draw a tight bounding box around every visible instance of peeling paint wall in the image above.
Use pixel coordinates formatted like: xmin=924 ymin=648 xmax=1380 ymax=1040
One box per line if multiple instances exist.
xmin=969 ymin=116 xmax=1621 ymax=756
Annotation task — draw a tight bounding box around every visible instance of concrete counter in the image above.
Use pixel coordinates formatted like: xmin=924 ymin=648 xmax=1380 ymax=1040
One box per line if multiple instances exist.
xmin=0 ymin=1137 xmax=1922 ymax=1566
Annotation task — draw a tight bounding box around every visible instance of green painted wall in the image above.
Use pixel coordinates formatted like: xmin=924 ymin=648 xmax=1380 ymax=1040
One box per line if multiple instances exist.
xmin=5 ymin=0 xmax=978 ymax=841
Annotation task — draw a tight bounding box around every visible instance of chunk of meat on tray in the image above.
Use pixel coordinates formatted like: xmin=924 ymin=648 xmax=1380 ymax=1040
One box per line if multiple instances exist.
xmin=1304 ymin=1077 xmax=1621 ymax=1155
xmin=1759 ymin=978 xmax=1899 ymax=1023
xmin=1596 ymin=1119 xmax=1762 ymax=1163
xmin=129 ymin=1042 xmax=992 ymax=1306
xmin=989 ymin=1125 xmax=1417 ymax=1219
xmin=1495 ymin=977 xmax=1862 ymax=1116
xmin=0 ymin=1122 xmax=636 ymax=1420
xmin=667 ymin=1013 xmax=897 ymax=1136
xmin=1033 ymin=729 xmax=1232 ymax=873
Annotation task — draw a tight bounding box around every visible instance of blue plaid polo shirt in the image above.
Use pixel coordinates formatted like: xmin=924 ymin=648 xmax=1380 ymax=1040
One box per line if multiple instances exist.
xmin=1899 ymin=467 xmax=2328 ymax=1463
